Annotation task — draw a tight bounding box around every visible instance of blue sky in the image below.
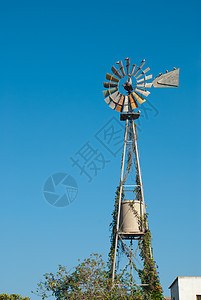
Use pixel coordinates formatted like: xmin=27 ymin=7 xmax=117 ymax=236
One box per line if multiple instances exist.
xmin=0 ymin=0 xmax=200 ymax=298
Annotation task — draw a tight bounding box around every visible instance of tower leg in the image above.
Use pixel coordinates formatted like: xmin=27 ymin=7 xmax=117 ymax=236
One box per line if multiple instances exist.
xmin=111 ymin=119 xmax=128 ymax=286
xmin=130 ymin=239 xmax=133 ymax=295
xmin=132 ymin=121 xmax=146 ymax=213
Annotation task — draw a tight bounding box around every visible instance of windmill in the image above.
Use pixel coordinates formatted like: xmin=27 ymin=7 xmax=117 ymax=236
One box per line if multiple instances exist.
xmin=102 ymin=58 xmax=179 ymax=291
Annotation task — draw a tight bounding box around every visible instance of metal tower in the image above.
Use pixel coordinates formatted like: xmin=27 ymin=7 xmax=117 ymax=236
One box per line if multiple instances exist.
xmin=111 ymin=113 xmax=146 ymax=285
xmin=102 ymin=58 xmax=179 ymax=287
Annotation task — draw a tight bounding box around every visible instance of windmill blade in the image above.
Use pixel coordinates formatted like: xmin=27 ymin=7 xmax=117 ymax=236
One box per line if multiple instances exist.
xmin=139 ymin=59 xmax=146 ymax=69
xmin=109 ymin=91 xmax=123 ymax=104
xmin=152 ymin=68 xmax=180 ymax=87
xmin=134 ymin=59 xmax=145 ymax=77
xmin=117 ymin=94 xmax=125 ymax=106
xmin=137 ymin=78 xmax=145 ymax=83
xmin=125 ymin=57 xmax=130 ymax=75
xmin=123 ymin=95 xmax=129 ymax=112
xmin=113 ymin=92 xmax=122 ymax=104
xmin=132 ymin=91 xmax=146 ymax=104
xmin=129 ymin=94 xmax=138 ymax=109
xmin=135 ymin=67 xmax=150 ymax=79
xmin=111 ymin=66 xmax=122 ymax=79
xmin=102 ymin=87 xmax=118 ymax=98
xmin=109 ymin=91 xmax=119 ymax=101
xmin=145 ymin=74 xmax=153 ymax=80
xmin=145 ymin=82 xmax=152 ymax=88
xmin=135 ymin=88 xmax=150 ymax=97
xmin=116 ymin=60 xmax=126 ymax=77
xmin=104 ymin=95 xmax=112 ymax=105
xmin=106 ymin=73 xmax=120 ymax=83
xmin=109 ymin=101 xmax=117 ymax=110
xmin=103 ymin=82 xmax=118 ymax=88
xmin=137 ymin=82 xmax=153 ymax=88
xmin=116 ymin=104 xmax=123 ymax=112
xmin=130 ymin=64 xmax=136 ymax=76
xmin=137 ymin=74 xmax=153 ymax=83
xmin=104 ymin=91 xmax=121 ymax=107
xmin=116 ymin=95 xmax=125 ymax=112
xmin=137 ymin=83 xmax=146 ymax=87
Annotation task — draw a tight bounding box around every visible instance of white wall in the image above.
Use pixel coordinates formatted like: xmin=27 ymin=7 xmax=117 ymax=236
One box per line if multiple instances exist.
xmin=170 ymin=277 xmax=201 ymax=300
xmin=170 ymin=279 xmax=179 ymax=300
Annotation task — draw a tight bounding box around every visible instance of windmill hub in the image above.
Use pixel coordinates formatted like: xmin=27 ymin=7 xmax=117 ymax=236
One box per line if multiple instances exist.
xmin=123 ymin=81 xmax=133 ymax=93
xmin=119 ymin=75 xmax=135 ymax=95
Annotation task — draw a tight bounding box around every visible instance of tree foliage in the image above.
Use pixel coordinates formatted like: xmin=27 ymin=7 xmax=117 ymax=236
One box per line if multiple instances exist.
xmin=35 ymin=254 xmax=147 ymax=299
xmin=0 ymin=294 xmax=29 ymax=300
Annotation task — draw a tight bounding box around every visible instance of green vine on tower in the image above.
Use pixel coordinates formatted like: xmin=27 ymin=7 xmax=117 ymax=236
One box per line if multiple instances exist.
xmin=137 ymin=217 xmax=163 ymax=299
xmin=108 ymin=186 xmax=125 ymax=278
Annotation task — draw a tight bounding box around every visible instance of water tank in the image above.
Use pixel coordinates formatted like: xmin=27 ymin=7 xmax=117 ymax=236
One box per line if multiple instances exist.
xmin=119 ymin=200 xmax=145 ymax=236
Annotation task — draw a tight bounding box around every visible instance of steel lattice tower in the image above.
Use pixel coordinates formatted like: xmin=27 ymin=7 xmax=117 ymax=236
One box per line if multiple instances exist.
xmin=111 ymin=113 xmax=146 ymax=285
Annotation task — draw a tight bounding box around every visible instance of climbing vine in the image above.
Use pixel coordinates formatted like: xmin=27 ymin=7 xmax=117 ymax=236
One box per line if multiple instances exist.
xmin=108 ymin=186 xmax=125 ymax=278
xmin=137 ymin=216 xmax=163 ymax=299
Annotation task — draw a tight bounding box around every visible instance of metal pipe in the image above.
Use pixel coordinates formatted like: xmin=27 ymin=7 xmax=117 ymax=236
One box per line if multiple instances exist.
xmin=130 ymin=239 xmax=133 ymax=295
xmin=132 ymin=121 xmax=145 ymax=210
xmin=111 ymin=119 xmax=128 ymax=286
xmin=123 ymin=184 xmax=140 ymax=187
xmin=132 ymin=121 xmax=146 ymax=233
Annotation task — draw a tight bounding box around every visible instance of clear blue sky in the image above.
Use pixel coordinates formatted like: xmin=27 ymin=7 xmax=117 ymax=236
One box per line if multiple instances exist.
xmin=0 ymin=0 xmax=200 ymax=298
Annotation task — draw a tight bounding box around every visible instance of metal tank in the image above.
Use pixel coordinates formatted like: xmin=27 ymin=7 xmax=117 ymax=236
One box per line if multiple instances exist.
xmin=119 ymin=200 xmax=145 ymax=238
